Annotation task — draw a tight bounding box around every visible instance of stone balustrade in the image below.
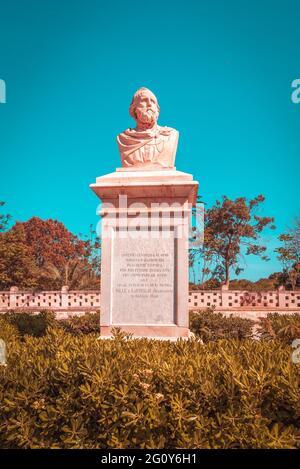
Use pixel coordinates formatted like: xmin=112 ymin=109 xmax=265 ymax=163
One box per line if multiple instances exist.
xmin=0 ymin=286 xmax=101 ymax=314
xmin=189 ymin=286 xmax=300 ymax=310
xmin=0 ymin=286 xmax=299 ymax=319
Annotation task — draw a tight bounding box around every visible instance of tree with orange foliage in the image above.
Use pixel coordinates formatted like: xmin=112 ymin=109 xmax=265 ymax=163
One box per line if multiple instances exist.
xmin=0 ymin=211 xmax=100 ymax=290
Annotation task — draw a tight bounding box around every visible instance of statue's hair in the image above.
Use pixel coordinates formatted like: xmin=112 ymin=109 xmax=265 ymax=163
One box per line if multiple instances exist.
xmin=129 ymin=87 xmax=160 ymax=120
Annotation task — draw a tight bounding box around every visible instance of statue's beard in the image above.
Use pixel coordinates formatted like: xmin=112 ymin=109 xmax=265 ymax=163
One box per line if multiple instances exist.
xmin=136 ymin=108 xmax=158 ymax=126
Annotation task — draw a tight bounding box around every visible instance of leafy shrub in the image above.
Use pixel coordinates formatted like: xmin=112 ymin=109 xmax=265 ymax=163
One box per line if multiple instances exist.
xmin=0 ymin=326 xmax=299 ymax=449
xmin=0 ymin=317 xmax=19 ymax=342
xmin=0 ymin=319 xmax=19 ymax=370
xmin=258 ymin=313 xmax=300 ymax=344
xmin=3 ymin=311 xmax=56 ymax=337
xmin=60 ymin=312 xmax=99 ymax=335
xmin=190 ymin=310 xmax=254 ymax=342
xmin=0 ymin=311 xmax=99 ymax=337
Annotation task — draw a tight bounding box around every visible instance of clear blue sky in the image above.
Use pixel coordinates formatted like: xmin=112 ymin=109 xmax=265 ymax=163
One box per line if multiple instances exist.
xmin=0 ymin=0 xmax=299 ymax=280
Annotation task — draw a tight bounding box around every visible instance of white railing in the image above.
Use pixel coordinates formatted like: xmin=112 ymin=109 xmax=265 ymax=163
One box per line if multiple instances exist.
xmin=0 ymin=286 xmax=299 ymax=314
xmin=0 ymin=287 xmax=101 ymax=312
xmin=189 ymin=287 xmax=300 ymax=310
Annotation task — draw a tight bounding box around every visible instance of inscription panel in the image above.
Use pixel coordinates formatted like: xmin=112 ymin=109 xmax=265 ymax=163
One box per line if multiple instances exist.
xmin=111 ymin=231 xmax=175 ymax=324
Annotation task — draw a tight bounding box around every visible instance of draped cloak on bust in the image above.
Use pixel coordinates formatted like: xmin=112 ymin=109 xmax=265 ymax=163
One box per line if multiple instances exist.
xmin=117 ymin=125 xmax=178 ymax=167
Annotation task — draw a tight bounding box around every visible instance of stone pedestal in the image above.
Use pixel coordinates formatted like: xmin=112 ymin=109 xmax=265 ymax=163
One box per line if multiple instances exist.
xmin=90 ymin=168 xmax=198 ymax=339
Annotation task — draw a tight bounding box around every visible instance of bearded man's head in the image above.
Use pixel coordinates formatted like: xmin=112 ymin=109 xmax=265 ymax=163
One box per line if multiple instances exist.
xmin=129 ymin=87 xmax=160 ymax=126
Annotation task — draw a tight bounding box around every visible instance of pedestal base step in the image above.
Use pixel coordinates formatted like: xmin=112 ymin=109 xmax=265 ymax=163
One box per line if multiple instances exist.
xmin=99 ymin=325 xmax=190 ymax=339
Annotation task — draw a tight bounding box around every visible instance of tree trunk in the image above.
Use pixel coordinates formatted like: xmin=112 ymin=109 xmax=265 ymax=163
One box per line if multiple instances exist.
xmin=225 ymin=261 xmax=230 ymax=288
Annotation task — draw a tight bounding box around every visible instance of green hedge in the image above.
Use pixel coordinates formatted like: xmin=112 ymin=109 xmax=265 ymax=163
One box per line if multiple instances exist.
xmin=0 ymin=318 xmax=19 ymax=342
xmin=2 ymin=311 xmax=99 ymax=337
xmin=3 ymin=311 xmax=56 ymax=337
xmin=190 ymin=310 xmax=254 ymax=342
xmin=0 ymin=325 xmax=299 ymax=449
xmin=7 ymin=310 xmax=300 ymax=343
xmin=258 ymin=313 xmax=300 ymax=344
xmin=60 ymin=311 xmax=100 ymax=335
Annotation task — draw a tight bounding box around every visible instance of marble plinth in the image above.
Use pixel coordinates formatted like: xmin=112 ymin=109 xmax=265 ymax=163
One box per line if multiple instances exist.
xmin=90 ymin=168 xmax=198 ymax=339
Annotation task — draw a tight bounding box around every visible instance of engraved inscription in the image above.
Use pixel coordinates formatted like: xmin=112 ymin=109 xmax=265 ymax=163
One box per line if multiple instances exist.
xmin=112 ymin=235 xmax=175 ymax=324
